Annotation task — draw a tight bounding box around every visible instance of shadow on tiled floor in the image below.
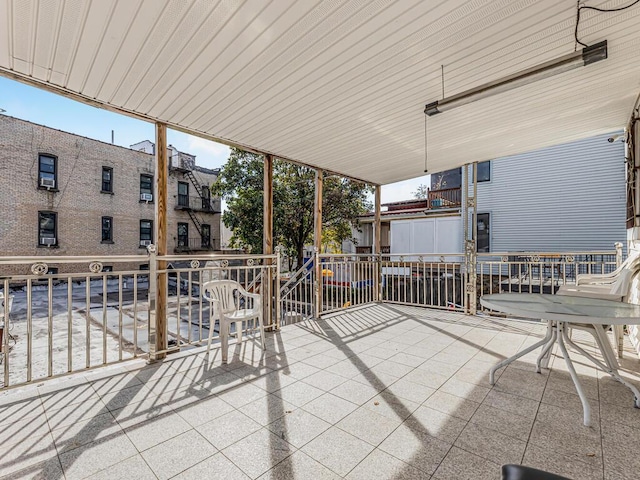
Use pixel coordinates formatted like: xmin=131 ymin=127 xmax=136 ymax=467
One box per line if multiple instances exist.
xmin=2 ymin=303 xmax=640 ymax=479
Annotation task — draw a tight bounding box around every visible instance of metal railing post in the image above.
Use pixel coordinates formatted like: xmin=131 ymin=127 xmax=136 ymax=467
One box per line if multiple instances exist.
xmin=263 ymin=261 xmax=273 ymax=330
xmin=2 ymin=279 xmax=9 ymax=387
xmin=314 ymin=248 xmax=321 ymax=319
xmin=275 ymin=247 xmax=281 ymax=330
xmin=615 ymin=241 xmax=623 ymax=268
xmin=377 ymin=252 xmax=383 ymax=302
xmin=147 ymin=245 xmax=160 ymax=362
xmin=466 ymin=240 xmax=477 ymax=315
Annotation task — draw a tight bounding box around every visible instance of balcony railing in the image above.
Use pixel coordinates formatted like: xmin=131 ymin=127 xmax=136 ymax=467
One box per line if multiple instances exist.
xmin=428 ymin=187 xmax=461 ymax=209
xmin=0 ymin=251 xmax=279 ymax=390
xmin=278 ymin=248 xmax=621 ymax=324
xmin=169 ymin=152 xmax=196 ymax=171
xmin=174 ymin=237 xmax=219 ymax=252
xmin=176 ymin=195 xmax=222 ymax=213
xmin=475 ymin=251 xmax=619 ymax=297
xmin=355 ymin=245 xmax=391 ymax=254
xmin=0 ymin=246 xmax=623 ymax=390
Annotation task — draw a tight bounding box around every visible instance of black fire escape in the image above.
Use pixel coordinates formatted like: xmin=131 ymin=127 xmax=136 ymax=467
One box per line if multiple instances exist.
xmin=172 ymin=155 xmax=221 ymax=253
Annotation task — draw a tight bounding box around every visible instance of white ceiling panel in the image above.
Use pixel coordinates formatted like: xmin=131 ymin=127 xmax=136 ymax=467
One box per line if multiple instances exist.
xmin=1 ymin=0 xmax=639 ymax=185
xmin=0 ymin=0 xmax=10 ymax=67
xmin=48 ymin=0 xmax=88 ymax=85
xmin=96 ymin=0 xmax=167 ymax=101
xmin=63 ymin=0 xmax=117 ymax=92
xmin=124 ymin=0 xmax=232 ymax=112
xmin=80 ymin=0 xmax=144 ymax=99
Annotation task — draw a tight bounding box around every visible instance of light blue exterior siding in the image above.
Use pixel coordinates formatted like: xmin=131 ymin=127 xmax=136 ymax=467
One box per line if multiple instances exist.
xmin=476 ymin=133 xmax=626 ymax=252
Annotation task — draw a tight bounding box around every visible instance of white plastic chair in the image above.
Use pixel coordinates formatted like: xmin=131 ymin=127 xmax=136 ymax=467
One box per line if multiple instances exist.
xmin=574 ymin=249 xmax=640 ymax=287
xmin=0 ymin=293 xmax=13 ymax=325
xmin=556 ymin=253 xmax=640 ymax=368
xmin=0 ymin=294 xmax=13 ymax=356
xmin=202 ymin=280 xmax=265 ymax=363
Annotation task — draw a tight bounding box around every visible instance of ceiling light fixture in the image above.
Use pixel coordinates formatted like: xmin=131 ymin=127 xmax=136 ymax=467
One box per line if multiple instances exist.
xmin=424 ymin=40 xmax=607 ymax=116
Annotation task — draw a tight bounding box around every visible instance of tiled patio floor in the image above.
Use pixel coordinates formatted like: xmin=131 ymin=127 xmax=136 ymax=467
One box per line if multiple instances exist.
xmin=2 ymin=303 xmax=640 ymax=479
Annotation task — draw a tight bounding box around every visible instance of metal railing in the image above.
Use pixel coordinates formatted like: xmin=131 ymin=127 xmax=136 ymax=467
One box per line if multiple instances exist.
xmin=319 ymin=254 xmax=379 ymax=314
xmin=174 ymin=237 xmax=218 ymax=252
xmin=475 ymin=251 xmax=620 ymax=298
xmin=428 ymin=187 xmax=461 ymax=209
xmin=0 ymin=251 xmax=280 ymax=390
xmin=381 ymin=254 xmax=466 ymax=311
xmin=0 ymin=255 xmax=150 ymax=389
xmin=355 ymin=245 xmax=390 ymax=254
xmin=1 ymin=245 xmax=623 ymax=390
xmin=277 ymin=247 xmax=622 ymax=322
xmin=151 ymin=253 xmax=279 ymax=357
xmin=279 ymin=257 xmax=315 ymax=324
xmin=176 ymin=195 xmax=221 ymax=212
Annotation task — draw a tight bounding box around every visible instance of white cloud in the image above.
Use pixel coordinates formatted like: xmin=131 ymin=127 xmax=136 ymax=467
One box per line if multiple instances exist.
xmin=381 ymin=174 xmax=430 ymax=203
xmin=186 ymin=136 xmax=230 ymax=169
xmin=187 ymin=136 xmax=230 ymax=157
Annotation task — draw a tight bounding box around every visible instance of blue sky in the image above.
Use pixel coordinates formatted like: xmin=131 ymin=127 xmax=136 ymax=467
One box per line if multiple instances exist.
xmin=0 ymin=77 xmax=428 ymax=203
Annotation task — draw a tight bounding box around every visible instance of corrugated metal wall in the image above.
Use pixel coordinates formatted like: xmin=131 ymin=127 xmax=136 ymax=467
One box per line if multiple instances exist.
xmin=476 ymin=132 xmax=626 ymax=252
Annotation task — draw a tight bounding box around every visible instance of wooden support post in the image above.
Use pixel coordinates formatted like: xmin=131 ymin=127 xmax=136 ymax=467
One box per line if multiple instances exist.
xmin=263 ymin=155 xmax=274 ymax=256
xmin=150 ymin=122 xmax=168 ymax=360
xmin=314 ymin=170 xmax=323 ymax=318
xmin=635 ymin=122 xmax=640 ymax=231
xmin=374 ymin=185 xmax=381 ymax=254
xmin=374 ymin=185 xmax=382 ymax=302
xmin=263 ymin=155 xmax=274 ymax=327
xmin=314 ymin=170 xmax=323 ymax=252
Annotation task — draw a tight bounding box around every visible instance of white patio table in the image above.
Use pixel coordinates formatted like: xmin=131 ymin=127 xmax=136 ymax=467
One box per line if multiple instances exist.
xmin=480 ymin=293 xmax=640 ymax=426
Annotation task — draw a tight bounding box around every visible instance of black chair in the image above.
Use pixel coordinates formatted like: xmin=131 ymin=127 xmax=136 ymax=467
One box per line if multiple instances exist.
xmin=502 ymin=465 xmax=572 ymax=480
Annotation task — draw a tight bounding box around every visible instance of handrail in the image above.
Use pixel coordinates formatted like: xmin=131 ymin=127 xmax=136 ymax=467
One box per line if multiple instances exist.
xmin=0 ymin=255 xmax=149 ymax=265
xmin=0 ymin=246 xmax=625 ymax=391
xmin=428 ymin=187 xmax=461 ymax=208
xmin=158 ymin=253 xmax=277 ymax=262
xmin=428 ymin=187 xmax=460 ymax=195
xmin=317 ymin=253 xmax=379 ymax=259
xmin=279 ymin=256 xmax=316 ymax=325
xmin=176 ymin=194 xmax=221 ymax=211
xmin=280 ymin=257 xmax=314 ymax=291
xmin=174 ymin=237 xmax=217 ymax=249
xmin=247 ymin=271 xmax=263 ymax=292
xmin=338 ymin=253 xmax=464 ymax=259
xmin=0 ymin=252 xmax=279 ymax=264
xmin=477 ymin=250 xmax=616 ymax=257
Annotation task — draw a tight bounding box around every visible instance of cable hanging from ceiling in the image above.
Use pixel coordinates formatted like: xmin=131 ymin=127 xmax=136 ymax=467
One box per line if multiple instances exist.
xmin=424 ymin=114 xmax=428 ymax=173
xmin=423 ymin=0 xmax=638 ymax=119
xmin=575 ymin=0 xmax=640 ymax=48
xmin=421 ymin=0 xmax=639 ymax=174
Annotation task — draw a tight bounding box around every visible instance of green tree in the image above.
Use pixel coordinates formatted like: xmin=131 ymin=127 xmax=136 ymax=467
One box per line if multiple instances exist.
xmin=413 ymin=184 xmax=429 ymax=199
xmin=212 ymin=148 xmax=373 ymax=268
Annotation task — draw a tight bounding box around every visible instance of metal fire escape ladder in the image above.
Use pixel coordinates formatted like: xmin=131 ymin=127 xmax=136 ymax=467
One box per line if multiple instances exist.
xmin=186 ymin=209 xmax=204 ymax=237
xmin=183 ymin=169 xmax=215 ymax=250
xmin=183 ymin=170 xmax=210 ymax=210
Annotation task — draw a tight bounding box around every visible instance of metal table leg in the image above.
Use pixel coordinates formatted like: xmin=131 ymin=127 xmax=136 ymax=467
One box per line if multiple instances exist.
xmin=614 ymin=324 xmax=624 ymax=359
xmin=556 ymin=322 xmax=592 ymax=427
xmin=562 ymin=326 xmax=640 ymax=409
xmin=536 ymin=320 xmax=557 ymax=373
xmin=590 ymin=324 xmax=619 ymax=371
xmin=489 ymin=321 xmax=554 ymax=385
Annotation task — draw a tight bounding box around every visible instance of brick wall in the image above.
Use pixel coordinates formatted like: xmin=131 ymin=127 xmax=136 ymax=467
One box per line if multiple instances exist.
xmin=0 ymin=116 xmax=221 ymax=275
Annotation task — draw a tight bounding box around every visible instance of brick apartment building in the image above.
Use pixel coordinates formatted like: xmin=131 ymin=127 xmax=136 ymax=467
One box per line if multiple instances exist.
xmin=0 ymin=115 xmax=222 ymax=274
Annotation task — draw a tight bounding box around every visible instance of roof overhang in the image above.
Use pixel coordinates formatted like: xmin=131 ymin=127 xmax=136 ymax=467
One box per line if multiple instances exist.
xmin=1 ymin=0 xmax=639 ymax=185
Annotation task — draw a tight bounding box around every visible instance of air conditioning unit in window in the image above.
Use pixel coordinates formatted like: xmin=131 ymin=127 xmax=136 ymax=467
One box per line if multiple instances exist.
xmin=40 ymin=237 xmax=56 ymax=246
xmin=140 ymin=193 xmax=153 ymax=202
xmin=40 ymin=178 xmax=56 ymax=189
xmin=140 ymin=240 xmax=152 ymax=247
